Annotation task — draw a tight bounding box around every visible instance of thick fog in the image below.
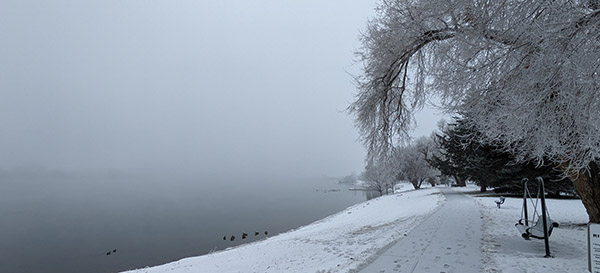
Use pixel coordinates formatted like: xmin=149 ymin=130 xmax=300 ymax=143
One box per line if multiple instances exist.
xmin=0 ymin=1 xmax=441 ymax=178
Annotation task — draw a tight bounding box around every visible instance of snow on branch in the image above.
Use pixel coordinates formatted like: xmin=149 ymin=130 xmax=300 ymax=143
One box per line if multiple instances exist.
xmin=351 ymin=0 xmax=600 ymax=173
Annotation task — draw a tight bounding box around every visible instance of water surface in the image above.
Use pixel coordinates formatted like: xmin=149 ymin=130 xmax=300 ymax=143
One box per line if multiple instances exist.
xmin=0 ymin=172 xmax=371 ymax=273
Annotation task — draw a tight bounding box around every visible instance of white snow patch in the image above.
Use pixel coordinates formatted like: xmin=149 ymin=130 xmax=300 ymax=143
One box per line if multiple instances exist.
xmin=476 ymin=194 xmax=589 ymax=273
xmin=121 ymin=187 xmax=443 ymax=273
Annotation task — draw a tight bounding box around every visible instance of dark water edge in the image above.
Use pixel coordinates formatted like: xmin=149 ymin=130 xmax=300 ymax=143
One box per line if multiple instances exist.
xmin=0 ymin=172 xmax=373 ymax=273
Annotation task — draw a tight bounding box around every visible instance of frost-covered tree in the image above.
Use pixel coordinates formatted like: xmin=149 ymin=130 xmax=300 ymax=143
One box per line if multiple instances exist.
xmin=362 ymin=159 xmax=395 ymax=195
xmin=350 ymin=0 xmax=600 ymax=222
xmin=393 ymin=137 xmax=439 ymax=189
xmin=339 ymin=173 xmax=358 ymax=184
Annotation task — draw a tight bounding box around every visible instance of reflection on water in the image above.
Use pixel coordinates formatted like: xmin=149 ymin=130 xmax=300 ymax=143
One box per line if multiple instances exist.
xmin=0 ymin=172 xmax=375 ymax=273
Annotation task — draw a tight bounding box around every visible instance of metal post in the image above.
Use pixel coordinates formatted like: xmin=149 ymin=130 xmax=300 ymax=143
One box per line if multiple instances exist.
xmin=537 ymin=176 xmax=551 ymax=257
xmin=522 ymin=178 xmax=529 ymax=226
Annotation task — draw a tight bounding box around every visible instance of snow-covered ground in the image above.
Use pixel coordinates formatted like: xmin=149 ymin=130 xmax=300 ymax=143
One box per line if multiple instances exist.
xmin=358 ymin=187 xmax=483 ymax=273
xmin=122 ymin=185 xmax=443 ymax=273
xmin=474 ymin=189 xmax=589 ymax=273
xmin=122 ymin=184 xmax=591 ymax=273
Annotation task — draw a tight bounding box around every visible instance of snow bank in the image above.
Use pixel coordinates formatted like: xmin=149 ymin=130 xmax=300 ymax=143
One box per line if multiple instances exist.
xmin=476 ymin=193 xmax=589 ymax=273
xmin=122 ymin=187 xmax=443 ymax=273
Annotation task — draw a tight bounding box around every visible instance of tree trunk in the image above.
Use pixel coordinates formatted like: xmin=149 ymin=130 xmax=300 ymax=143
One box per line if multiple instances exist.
xmin=453 ymin=175 xmax=466 ymax=187
xmin=566 ymin=161 xmax=600 ymax=223
xmin=480 ymin=181 xmax=487 ymax=193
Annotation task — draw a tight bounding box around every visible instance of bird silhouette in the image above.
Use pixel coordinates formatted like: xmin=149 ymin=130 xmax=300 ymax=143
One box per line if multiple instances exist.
xmin=223 ymin=236 xmax=227 ymax=240
xmin=242 ymin=233 xmax=248 ymax=239
xmin=255 ymin=232 xmax=259 ymax=236
xmin=230 ymin=235 xmax=235 ymax=241
xmin=264 ymin=231 xmax=268 ymax=235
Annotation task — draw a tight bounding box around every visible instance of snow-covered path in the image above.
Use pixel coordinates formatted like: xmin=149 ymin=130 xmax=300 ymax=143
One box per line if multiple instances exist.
xmin=358 ymin=188 xmax=483 ymax=273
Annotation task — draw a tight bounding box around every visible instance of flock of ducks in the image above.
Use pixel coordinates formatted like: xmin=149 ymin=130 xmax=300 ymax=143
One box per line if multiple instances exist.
xmin=105 ymin=231 xmax=270 ymax=256
xmin=224 ymin=231 xmax=268 ymax=241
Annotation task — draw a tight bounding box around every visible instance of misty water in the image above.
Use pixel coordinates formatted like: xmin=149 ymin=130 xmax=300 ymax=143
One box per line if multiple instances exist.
xmin=0 ymin=172 xmax=374 ymax=273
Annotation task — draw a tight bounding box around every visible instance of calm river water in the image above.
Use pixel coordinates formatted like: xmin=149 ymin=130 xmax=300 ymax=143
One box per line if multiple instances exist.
xmin=0 ymin=172 xmax=374 ymax=273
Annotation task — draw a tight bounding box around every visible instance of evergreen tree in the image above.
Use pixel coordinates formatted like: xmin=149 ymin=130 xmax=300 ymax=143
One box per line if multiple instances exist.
xmin=431 ymin=118 xmax=575 ymax=196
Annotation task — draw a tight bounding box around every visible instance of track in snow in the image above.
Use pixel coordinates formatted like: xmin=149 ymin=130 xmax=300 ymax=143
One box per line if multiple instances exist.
xmin=359 ymin=188 xmax=483 ymax=273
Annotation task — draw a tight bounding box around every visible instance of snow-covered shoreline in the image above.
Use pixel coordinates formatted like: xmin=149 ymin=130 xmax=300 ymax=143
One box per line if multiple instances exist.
xmin=121 ymin=186 xmax=444 ymax=273
xmin=121 ymin=185 xmax=591 ymax=273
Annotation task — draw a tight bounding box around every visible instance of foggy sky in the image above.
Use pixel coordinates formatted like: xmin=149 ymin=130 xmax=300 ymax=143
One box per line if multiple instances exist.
xmin=0 ymin=0 xmax=443 ymax=178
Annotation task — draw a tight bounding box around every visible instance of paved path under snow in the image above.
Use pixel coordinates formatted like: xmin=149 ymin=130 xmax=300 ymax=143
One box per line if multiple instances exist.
xmin=359 ymin=188 xmax=483 ymax=273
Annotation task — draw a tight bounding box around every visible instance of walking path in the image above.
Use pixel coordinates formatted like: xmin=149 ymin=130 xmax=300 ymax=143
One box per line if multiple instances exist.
xmin=359 ymin=188 xmax=483 ymax=273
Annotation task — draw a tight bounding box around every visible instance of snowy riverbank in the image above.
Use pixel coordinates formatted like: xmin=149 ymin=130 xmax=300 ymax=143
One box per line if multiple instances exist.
xmin=122 ymin=186 xmax=444 ymax=273
xmin=122 ymin=185 xmax=591 ymax=273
